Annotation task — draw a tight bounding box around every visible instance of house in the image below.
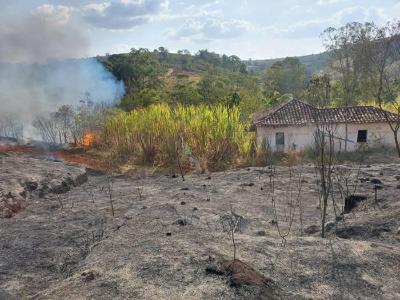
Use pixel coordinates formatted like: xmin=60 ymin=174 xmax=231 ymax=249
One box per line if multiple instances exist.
xmin=254 ymin=99 xmax=399 ymax=152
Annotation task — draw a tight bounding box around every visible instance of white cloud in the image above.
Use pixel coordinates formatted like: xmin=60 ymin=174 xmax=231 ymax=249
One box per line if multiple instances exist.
xmin=334 ymin=6 xmax=387 ymax=25
xmin=82 ymin=0 xmax=168 ymax=30
xmin=32 ymin=4 xmax=74 ymax=25
xmin=167 ymin=18 xmax=251 ymax=42
xmin=275 ymin=5 xmax=389 ymax=39
xmin=316 ymin=0 xmax=345 ymax=5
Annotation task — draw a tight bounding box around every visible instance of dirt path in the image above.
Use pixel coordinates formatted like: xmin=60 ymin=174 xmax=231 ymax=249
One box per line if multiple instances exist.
xmin=0 ymin=158 xmax=399 ymax=299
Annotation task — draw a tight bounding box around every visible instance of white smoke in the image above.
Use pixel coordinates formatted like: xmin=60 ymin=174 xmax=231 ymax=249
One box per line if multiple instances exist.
xmin=0 ymin=4 xmax=125 ymax=139
xmin=0 ymin=4 xmax=88 ymax=64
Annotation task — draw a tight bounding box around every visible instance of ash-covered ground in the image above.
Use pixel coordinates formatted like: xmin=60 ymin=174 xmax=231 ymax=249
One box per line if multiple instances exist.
xmin=0 ymin=154 xmax=399 ymax=299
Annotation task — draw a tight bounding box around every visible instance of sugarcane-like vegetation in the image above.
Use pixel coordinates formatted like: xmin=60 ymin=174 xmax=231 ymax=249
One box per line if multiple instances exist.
xmin=103 ymin=103 xmax=253 ymax=169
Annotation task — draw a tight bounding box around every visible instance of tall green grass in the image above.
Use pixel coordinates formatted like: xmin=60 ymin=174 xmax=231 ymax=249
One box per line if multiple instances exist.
xmin=103 ymin=104 xmax=253 ymax=169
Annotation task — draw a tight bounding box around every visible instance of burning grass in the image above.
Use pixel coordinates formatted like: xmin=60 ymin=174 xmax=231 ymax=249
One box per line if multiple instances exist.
xmin=0 ymin=144 xmax=104 ymax=170
xmin=82 ymin=132 xmax=97 ymax=147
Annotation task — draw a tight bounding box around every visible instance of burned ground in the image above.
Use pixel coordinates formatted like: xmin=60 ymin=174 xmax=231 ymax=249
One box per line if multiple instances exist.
xmin=0 ymin=155 xmax=400 ymax=299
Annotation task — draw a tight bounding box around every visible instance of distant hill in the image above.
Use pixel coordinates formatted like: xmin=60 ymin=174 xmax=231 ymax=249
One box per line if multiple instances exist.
xmin=99 ymin=49 xmax=331 ymax=78
xmin=244 ymin=51 xmax=331 ymax=76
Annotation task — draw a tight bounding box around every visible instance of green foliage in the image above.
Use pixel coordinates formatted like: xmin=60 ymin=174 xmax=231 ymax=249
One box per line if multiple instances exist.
xmin=106 ymin=48 xmax=162 ymax=94
xmin=103 ymin=103 xmax=254 ymax=169
xmin=305 ymin=74 xmax=332 ymax=107
xmin=198 ymin=72 xmax=230 ymax=104
xmin=168 ymin=84 xmax=202 ymax=105
xmin=262 ymin=57 xmax=306 ymax=98
xmin=120 ymin=88 xmax=165 ymax=110
xmin=238 ymin=90 xmax=266 ymax=122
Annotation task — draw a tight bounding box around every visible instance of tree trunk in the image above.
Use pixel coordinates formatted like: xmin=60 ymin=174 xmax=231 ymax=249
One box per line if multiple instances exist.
xmin=321 ymin=192 xmax=328 ymax=238
xmin=394 ymin=130 xmax=400 ymax=158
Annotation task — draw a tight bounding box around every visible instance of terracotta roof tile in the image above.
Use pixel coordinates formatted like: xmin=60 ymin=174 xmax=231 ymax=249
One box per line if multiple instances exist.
xmin=254 ymin=99 xmax=399 ymax=127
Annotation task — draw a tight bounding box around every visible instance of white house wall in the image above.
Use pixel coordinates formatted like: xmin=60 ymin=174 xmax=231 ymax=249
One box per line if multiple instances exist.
xmin=256 ymin=122 xmax=398 ymax=152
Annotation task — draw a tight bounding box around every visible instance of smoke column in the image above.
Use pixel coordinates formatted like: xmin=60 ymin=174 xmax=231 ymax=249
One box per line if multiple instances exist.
xmin=0 ymin=4 xmax=125 ymax=139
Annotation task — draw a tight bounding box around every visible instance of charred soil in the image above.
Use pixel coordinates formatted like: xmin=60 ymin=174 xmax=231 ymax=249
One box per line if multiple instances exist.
xmin=0 ymin=156 xmax=399 ymax=299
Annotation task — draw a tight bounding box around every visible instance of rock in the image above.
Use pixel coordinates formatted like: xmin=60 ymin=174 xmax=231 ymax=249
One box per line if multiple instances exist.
xmin=180 ymin=201 xmax=186 ymax=205
xmin=256 ymin=230 xmax=266 ymax=236
xmin=370 ymin=178 xmax=383 ymax=185
xmin=74 ymin=173 xmax=88 ymax=186
xmin=173 ymin=219 xmax=188 ymax=226
xmin=49 ymin=179 xmax=70 ymax=194
xmin=394 ymin=175 xmax=400 ymax=181
xmin=371 ymin=226 xmax=391 ymax=236
xmin=222 ymin=260 xmax=274 ymax=289
xmin=25 ymin=180 xmax=38 ymax=191
xmin=192 ymin=207 xmax=198 ymax=211
xmin=335 ymin=215 xmax=343 ymax=221
xmin=206 ymin=259 xmax=273 ymax=292
xmin=325 ymin=221 xmax=336 ymax=232
xmin=166 ymin=232 xmax=172 ymax=236
xmin=396 ymin=227 xmax=400 ymax=235
xmin=81 ymin=270 xmax=98 ymax=282
xmin=206 ymin=176 xmax=211 ymax=180
xmin=335 ymin=225 xmax=368 ymax=239
xmin=0 ymin=156 xmax=87 ymax=218
xmin=304 ymin=224 xmax=319 ymax=234
xmin=205 ymin=264 xmax=225 ymax=276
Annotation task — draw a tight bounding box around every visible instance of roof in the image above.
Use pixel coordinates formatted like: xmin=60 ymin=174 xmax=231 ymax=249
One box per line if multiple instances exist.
xmin=254 ymin=99 xmax=400 ymax=128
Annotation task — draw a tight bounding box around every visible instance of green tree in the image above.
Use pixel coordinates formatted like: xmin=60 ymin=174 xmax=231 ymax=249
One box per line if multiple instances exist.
xmin=198 ymin=73 xmax=230 ymax=104
xmin=177 ymin=49 xmax=192 ymax=70
xmin=262 ymin=57 xmax=306 ymax=97
xmin=169 ymin=84 xmax=202 ymax=105
xmin=107 ymin=48 xmax=161 ymax=94
xmin=120 ymin=88 xmax=165 ymax=110
xmin=305 ymin=74 xmax=332 ymax=108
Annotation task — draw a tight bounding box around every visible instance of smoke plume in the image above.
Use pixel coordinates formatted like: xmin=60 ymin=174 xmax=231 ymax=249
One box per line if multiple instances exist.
xmin=0 ymin=4 xmax=125 ymax=139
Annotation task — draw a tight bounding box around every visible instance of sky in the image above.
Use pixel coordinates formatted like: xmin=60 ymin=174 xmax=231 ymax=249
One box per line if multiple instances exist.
xmin=1 ymin=0 xmax=400 ymax=60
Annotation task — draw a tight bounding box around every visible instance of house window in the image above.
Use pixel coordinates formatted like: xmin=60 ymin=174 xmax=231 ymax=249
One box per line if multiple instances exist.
xmin=276 ymin=132 xmax=285 ymax=146
xmin=357 ymin=130 xmax=367 ymax=143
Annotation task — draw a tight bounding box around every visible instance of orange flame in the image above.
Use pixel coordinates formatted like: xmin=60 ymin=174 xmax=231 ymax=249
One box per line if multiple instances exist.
xmin=82 ymin=132 xmax=96 ymax=147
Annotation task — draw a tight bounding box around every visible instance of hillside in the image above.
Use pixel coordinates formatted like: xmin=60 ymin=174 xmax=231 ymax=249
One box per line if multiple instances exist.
xmin=244 ymin=52 xmax=331 ymax=75
xmin=100 ymin=49 xmax=330 ymax=77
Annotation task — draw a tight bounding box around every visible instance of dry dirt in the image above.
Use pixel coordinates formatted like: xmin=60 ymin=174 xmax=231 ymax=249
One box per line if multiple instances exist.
xmin=0 ymin=155 xmax=400 ymax=299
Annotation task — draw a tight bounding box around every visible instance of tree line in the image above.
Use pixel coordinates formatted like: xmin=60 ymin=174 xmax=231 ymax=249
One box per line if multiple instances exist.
xmin=100 ymin=20 xmax=399 ymax=129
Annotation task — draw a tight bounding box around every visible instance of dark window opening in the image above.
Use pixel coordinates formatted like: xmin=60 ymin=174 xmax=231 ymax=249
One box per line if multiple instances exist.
xmin=276 ymin=132 xmax=285 ymax=145
xmin=357 ymin=130 xmax=367 ymax=143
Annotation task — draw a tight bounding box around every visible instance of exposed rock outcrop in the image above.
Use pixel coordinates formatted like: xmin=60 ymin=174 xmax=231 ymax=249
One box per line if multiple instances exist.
xmin=0 ymin=155 xmax=87 ymax=218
